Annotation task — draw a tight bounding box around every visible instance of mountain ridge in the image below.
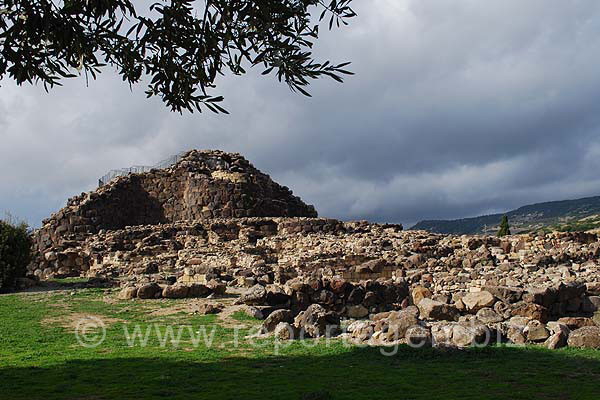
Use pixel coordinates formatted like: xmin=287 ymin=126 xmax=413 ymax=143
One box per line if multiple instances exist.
xmin=410 ymin=195 xmax=600 ymax=234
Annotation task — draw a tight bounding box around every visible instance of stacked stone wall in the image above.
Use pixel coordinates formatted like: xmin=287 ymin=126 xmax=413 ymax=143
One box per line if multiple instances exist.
xmin=29 ymin=217 xmax=344 ymax=279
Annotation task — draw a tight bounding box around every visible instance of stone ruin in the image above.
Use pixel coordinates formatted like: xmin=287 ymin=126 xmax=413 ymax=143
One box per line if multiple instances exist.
xmin=30 ymin=149 xmax=316 ymax=278
xmin=27 ymin=149 xmax=600 ymax=350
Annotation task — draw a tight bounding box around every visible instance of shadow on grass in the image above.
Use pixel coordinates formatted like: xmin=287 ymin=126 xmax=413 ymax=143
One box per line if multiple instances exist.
xmin=2 ymin=345 xmax=600 ymax=400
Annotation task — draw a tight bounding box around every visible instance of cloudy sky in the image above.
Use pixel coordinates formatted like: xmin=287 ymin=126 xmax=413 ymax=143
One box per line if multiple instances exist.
xmin=3 ymin=0 xmax=600 ymax=228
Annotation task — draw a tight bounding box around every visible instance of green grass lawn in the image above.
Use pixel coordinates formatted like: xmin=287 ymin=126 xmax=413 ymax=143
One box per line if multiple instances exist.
xmin=1 ymin=287 xmax=600 ymax=400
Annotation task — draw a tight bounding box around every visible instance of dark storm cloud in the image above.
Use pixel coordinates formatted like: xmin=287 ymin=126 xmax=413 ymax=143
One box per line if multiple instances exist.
xmin=2 ymin=0 xmax=600 ymax=227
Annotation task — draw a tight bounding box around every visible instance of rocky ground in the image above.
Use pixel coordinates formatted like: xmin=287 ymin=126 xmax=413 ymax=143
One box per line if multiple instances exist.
xmin=33 ymin=216 xmax=598 ymax=351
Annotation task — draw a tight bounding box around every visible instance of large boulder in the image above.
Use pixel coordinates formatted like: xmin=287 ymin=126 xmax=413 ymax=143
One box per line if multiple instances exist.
xmin=462 ymin=291 xmax=496 ymax=313
xmin=162 ymin=284 xmax=189 ymax=299
xmin=511 ymin=302 xmax=548 ymax=323
xmin=266 ymin=285 xmax=291 ymax=306
xmin=505 ymin=316 xmax=529 ymax=345
xmin=476 ymin=307 xmax=503 ymax=324
xmin=523 ymin=286 xmax=558 ymax=308
xmin=198 ymin=303 xmax=224 ymax=315
xmin=137 ymin=283 xmax=162 ymax=299
xmin=382 ymin=312 xmax=419 ymax=342
xmin=405 ymin=326 xmax=432 ymax=348
xmin=524 ymin=320 xmax=549 ymax=343
xmin=547 ymin=321 xmax=571 ymax=336
xmin=188 ymin=283 xmax=212 ymax=298
xmin=294 ymin=304 xmax=340 ymax=338
xmin=411 ymin=286 xmax=432 ymax=306
xmin=431 ymin=321 xmax=490 ymax=348
xmin=545 ymin=330 xmax=568 ymax=350
xmin=350 ymin=320 xmax=375 ymax=343
xmin=483 ymin=286 xmax=523 ymax=303
xmin=240 ymin=284 xmax=267 ymax=305
xmin=206 ymin=279 xmax=226 ymax=296
xmin=262 ymin=309 xmax=293 ymax=333
xmin=118 ymin=286 xmax=138 ymax=300
xmin=544 ymin=322 xmax=570 ymax=350
xmin=418 ymin=298 xmax=459 ymax=321
xmin=274 ymin=322 xmax=298 ymax=340
xmin=567 ymin=326 xmax=600 ymax=349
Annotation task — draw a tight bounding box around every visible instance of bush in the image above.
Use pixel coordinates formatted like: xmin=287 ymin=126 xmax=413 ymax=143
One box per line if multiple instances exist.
xmin=0 ymin=217 xmax=32 ymax=290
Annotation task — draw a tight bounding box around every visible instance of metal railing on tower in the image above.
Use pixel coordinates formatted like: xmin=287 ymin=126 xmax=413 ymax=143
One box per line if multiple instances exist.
xmin=98 ymin=152 xmax=186 ymax=187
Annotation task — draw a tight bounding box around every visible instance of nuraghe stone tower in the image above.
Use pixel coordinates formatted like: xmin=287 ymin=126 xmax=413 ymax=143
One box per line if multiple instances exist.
xmin=30 ymin=150 xmax=317 ymax=278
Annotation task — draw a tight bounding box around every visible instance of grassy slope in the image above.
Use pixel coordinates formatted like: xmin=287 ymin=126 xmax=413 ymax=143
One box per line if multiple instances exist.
xmin=1 ymin=288 xmax=600 ymax=399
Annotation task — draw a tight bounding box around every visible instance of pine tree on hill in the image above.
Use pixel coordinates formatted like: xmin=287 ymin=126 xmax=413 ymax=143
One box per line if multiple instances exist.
xmin=497 ymin=215 xmax=511 ymax=237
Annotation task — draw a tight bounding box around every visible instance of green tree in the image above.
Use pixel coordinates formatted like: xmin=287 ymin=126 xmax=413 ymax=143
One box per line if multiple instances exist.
xmin=0 ymin=0 xmax=355 ymax=113
xmin=497 ymin=215 xmax=511 ymax=237
xmin=0 ymin=215 xmax=31 ymax=290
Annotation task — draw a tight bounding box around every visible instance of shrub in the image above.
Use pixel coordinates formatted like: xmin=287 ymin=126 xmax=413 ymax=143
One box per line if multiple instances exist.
xmin=0 ymin=217 xmax=32 ymax=290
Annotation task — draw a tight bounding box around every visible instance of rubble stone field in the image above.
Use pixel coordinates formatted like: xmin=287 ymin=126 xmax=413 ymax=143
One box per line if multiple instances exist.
xmin=3 ymin=150 xmax=600 ymax=399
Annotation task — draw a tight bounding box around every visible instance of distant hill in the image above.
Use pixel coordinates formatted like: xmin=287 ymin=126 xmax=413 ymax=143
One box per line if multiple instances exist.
xmin=410 ymin=196 xmax=600 ymax=234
